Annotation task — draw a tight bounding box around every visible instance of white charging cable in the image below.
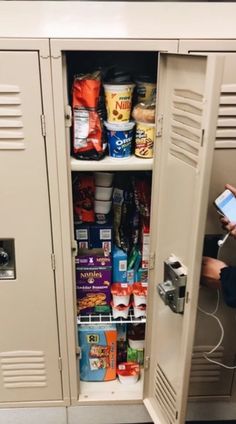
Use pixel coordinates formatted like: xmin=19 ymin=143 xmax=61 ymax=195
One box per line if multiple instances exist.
xmin=198 ymin=289 xmax=236 ymax=369
xmin=217 ymin=232 xmax=230 ymax=247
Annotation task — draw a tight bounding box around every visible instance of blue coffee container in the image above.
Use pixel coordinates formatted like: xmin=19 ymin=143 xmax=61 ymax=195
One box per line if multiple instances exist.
xmin=104 ymin=121 xmax=135 ymax=159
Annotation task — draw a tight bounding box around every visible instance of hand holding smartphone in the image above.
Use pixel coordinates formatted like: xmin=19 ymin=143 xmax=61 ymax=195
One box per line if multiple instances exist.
xmin=214 ymin=189 xmax=236 ymax=222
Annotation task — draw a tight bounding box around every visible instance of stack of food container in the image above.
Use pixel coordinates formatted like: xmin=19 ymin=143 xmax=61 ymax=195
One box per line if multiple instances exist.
xmin=132 ymin=282 xmax=147 ymax=318
xmin=132 ymin=76 xmax=156 ymax=159
xmin=103 ymin=72 xmax=135 ymax=159
xmin=94 ymin=171 xmax=114 ymax=224
xmin=110 ymin=283 xmax=132 ymax=319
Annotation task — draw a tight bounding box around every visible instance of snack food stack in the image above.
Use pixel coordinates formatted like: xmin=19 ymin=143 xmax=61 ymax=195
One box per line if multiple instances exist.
xmin=132 ymin=282 xmax=147 ymax=319
xmin=110 ymin=283 xmax=132 ymax=319
xmin=132 ymin=75 xmax=156 ymax=159
xmin=94 ymin=172 xmax=114 ymax=224
xmin=103 ymin=70 xmax=135 ymax=159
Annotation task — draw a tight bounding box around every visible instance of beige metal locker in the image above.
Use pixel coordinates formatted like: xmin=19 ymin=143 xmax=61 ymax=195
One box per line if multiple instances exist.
xmin=50 ymin=32 xmax=224 ymax=423
xmin=179 ymin=44 xmax=236 ymax=402
xmin=1 ymin=2 xmax=236 ymax=423
xmin=0 ymin=51 xmax=63 ymax=403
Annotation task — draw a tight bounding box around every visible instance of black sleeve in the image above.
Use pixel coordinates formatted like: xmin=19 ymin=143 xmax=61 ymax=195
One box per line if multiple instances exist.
xmin=220 ymin=266 xmax=236 ymax=308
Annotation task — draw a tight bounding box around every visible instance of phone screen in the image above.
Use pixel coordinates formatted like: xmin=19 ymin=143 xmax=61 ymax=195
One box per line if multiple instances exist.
xmin=217 ymin=191 xmax=236 ymax=222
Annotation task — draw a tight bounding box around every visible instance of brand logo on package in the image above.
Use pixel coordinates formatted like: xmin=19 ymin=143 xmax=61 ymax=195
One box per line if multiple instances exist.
xmin=86 ymin=334 xmax=100 ymax=344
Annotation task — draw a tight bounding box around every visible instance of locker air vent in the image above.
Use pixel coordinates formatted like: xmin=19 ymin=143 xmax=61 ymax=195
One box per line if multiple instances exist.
xmin=154 ymin=363 xmax=177 ymax=423
xmin=215 ymin=83 xmax=236 ymax=148
xmin=0 ymin=84 xmax=25 ymax=150
xmin=0 ymin=351 xmax=47 ymax=388
xmin=190 ymin=345 xmax=223 ymax=383
xmin=170 ymin=89 xmax=204 ymax=167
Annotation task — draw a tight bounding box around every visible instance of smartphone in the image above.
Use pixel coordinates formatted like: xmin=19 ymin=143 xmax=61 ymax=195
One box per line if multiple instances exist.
xmin=214 ymin=189 xmax=236 ymax=222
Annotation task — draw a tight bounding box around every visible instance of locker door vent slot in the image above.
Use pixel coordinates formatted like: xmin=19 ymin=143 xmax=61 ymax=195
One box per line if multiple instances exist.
xmin=0 ymin=84 xmax=25 ymax=150
xmin=190 ymin=345 xmax=223 ymax=383
xmin=215 ymin=83 xmax=236 ymax=148
xmin=154 ymin=363 xmax=177 ymax=424
xmin=0 ymin=350 xmax=47 ymax=388
xmin=170 ymin=89 xmax=204 ymax=167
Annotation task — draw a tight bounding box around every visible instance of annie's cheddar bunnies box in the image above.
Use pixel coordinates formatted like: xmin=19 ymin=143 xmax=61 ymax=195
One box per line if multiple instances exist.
xmin=76 ymin=249 xmax=112 ymax=315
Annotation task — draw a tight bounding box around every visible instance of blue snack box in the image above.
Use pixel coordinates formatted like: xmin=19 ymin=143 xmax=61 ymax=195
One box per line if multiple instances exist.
xmin=112 ymin=246 xmax=127 ymax=283
xmin=78 ymin=325 xmax=117 ymax=381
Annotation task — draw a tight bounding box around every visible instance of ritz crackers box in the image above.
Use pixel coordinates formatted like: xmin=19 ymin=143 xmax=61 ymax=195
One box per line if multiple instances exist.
xmin=76 ymin=249 xmax=112 ymax=315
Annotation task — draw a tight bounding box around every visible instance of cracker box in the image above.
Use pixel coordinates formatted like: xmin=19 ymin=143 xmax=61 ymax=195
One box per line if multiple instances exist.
xmin=76 ymin=249 xmax=112 ymax=315
xmin=78 ymin=325 xmax=117 ymax=381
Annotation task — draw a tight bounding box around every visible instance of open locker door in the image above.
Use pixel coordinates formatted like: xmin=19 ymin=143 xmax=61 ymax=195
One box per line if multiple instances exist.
xmin=143 ymin=53 xmax=224 ymax=424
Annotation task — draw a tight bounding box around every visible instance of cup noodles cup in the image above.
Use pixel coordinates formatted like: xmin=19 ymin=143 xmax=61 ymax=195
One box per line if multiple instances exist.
xmin=132 ymin=303 xmax=146 ymax=319
xmin=94 ymin=199 xmax=112 ymax=214
xmin=117 ymin=362 xmax=140 ymax=384
xmin=128 ymin=338 xmax=145 ymax=350
xmin=133 ymin=282 xmax=147 ymax=306
xmin=95 ymin=185 xmax=113 ymax=201
xmin=94 ymin=172 xmax=114 ymax=187
xmin=104 ymin=83 xmax=135 ymax=123
xmin=111 ymin=283 xmax=133 ymax=307
xmin=135 ymin=121 xmax=155 ymax=159
xmin=111 ymin=302 xmax=130 ymax=319
xmin=104 ymin=121 xmax=135 ymax=159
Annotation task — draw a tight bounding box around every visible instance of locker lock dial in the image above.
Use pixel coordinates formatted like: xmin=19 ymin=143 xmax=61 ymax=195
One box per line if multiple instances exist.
xmin=0 ymin=247 xmax=9 ymax=267
xmin=157 ymin=255 xmax=187 ymax=314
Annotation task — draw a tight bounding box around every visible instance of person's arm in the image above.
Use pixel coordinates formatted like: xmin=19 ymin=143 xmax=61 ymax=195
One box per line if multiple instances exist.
xmin=201 ymin=256 xmax=227 ymax=289
xmin=201 ymin=256 xmax=236 ymax=308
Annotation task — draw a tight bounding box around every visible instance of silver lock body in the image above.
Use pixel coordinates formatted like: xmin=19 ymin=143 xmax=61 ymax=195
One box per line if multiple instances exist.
xmin=158 ymin=256 xmax=187 ymax=314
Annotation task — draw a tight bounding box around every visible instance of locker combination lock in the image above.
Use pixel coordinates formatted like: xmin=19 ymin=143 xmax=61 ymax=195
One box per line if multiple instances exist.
xmin=157 ymin=255 xmax=187 ymax=314
xmin=0 ymin=239 xmax=16 ymax=280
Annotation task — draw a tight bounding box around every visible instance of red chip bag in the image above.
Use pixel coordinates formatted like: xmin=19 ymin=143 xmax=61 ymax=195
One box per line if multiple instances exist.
xmin=73 ymin=174 xmax=95 ymax=222
xmin=72 ymin=76 xmax=101 ymax=109
xmin=72 ymin=72 xmax=104 ymax=160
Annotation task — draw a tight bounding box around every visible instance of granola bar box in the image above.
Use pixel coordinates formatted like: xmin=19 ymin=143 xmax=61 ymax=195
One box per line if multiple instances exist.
xmin=76 ymin=249 xmax=112 ymax=315
xmin=78 ymin=324 xmax=117 ymax=381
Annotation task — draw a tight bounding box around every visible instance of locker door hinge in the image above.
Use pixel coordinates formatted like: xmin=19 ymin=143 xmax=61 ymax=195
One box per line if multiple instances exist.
xmin=40 ymin=114 xmax=46 ymax=137
xmin=72 ymin=240 xmax=78 ymax=256
xmin=156 ymin=114 xmax=163 ymax=137
xmin=51 ymin=253 xmax=56 ymax=270
xmin=144 ymin=355 xmax=150 ymax=370
xmin=149 ymin=252 xmax=155 ymax=270
xmin=58 ymin=356 xmax=62 ymax=371
xmin=65 ymin=105 xmax=72 ymax=128
xmin=76 ymin=346 xmax=81 ymax=359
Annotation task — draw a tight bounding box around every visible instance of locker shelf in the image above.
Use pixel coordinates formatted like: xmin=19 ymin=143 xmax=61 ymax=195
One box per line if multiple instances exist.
xmin=70 ymin=155 xmax=153 ymax=172
xmin=79 ymin=369 xmax=144 ymax=402
xmin=77 ymin=311 xmax=146 ymax=325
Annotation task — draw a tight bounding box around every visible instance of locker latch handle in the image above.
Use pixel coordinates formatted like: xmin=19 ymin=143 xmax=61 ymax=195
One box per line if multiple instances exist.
xmin=157 ymin=255 xmax=187 ymax=314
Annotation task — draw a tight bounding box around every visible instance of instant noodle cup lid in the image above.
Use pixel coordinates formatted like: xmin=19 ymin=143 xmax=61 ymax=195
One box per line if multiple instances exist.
xmin=104 ymin=121 xmax=135 ymax=131
xmin=103 ymin=83 xmax=135 ymax=92
xmin=117 ymin=362 xmax=140 ymax=384
xmin=133 ymin=283 xmax=147 ymax=296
